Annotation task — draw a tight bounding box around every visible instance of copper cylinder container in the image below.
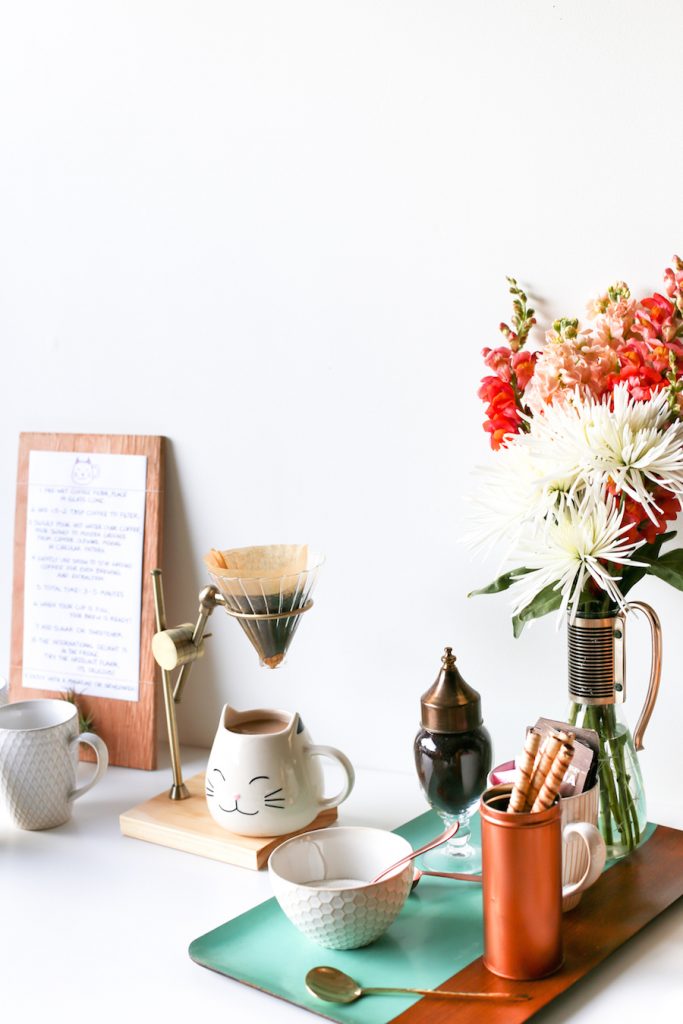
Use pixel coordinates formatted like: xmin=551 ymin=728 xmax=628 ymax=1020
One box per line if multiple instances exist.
xmin=480 ymin=784 xmax=564 ymax=980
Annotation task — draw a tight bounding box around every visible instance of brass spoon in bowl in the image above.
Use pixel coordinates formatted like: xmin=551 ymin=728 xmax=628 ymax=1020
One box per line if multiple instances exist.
xmin=305 ymin=966 xmax=531 ymax=1005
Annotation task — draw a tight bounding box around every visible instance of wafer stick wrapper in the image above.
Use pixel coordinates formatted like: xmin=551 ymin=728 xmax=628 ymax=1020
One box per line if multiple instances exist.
xmin=531 ymin=743 xmax=575 ymax=813
xmin=526 ymin=729 xmax=573 ymax=810
xmin=508 ymin=728 xmax=542 ymax=813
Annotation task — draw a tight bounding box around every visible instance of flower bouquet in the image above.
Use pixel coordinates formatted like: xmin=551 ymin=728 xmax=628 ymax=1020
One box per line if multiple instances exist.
xmin=469 ymin=258 xmax=683 ymax=855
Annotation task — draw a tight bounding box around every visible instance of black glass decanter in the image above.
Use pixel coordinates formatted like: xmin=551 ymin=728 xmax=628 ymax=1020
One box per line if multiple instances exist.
xmin=414 ymin=646 xmax=492 ymax=870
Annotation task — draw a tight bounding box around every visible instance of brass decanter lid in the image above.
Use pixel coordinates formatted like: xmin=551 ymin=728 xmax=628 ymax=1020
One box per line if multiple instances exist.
xmin=420 ymin=646 xmax=483 ymax=733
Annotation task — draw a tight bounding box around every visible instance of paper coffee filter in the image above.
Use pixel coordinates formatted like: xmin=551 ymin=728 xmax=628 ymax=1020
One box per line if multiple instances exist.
xmin=202 ymin=545 xmax=323 ymax=667
xmin=204 ymin=545 xmax=320 ymax=596
xmin=205 ymin=543 xmax=307 ymax=575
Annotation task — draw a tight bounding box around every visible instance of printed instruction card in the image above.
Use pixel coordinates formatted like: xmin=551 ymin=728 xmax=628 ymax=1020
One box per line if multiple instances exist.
xmin=22 ymin=450 xmax=147 ymax=701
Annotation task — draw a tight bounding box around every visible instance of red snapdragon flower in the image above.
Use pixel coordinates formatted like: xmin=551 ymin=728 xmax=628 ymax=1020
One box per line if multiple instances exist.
xmin=482 ymin=345 xmax=538 ymax=391
xmin=607 ymin=482 xmax=680 ymax=546
xmin=479 ymin=344 xmax=537 ymax=447
xmin=642 ymin=293 xmax=673 ymax=318
xmin=649 ymin=343 xmax=673 ymax=373
xmin=478 ymin=376 xmax=519 ymax=415
xmin=616 ymin=341 xmax=650 ymax=368
xmin=511 ymin=349 xmax=538 ymax=389
xmin=617 ymin=363 xmax=667 ymax=401
xmin=478 ymin=376 xmax=523 ymax=449
xmin=483 ymin=414 xmax=522 ymax=450
xmin=603 ymin=329 xmax=683 ymax=403
xmin=634 ymin=293 xmax=676 ymax=342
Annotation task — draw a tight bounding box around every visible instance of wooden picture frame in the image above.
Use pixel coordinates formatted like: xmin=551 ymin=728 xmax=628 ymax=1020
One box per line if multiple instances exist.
xmin=9 ymin=432 xmax=165 ymax=770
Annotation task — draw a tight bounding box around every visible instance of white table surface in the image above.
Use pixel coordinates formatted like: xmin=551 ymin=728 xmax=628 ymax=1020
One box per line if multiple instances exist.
xmin=3 ymin=747 xmax=683 ymax=1023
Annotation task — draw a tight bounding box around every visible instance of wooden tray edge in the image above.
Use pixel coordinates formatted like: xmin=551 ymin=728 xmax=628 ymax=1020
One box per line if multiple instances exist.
xmin=390 ymin=823 xmax=683 ymax=1024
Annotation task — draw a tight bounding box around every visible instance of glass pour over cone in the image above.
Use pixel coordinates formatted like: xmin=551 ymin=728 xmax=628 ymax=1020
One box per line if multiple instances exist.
xmin=204 ymin=545 xmax=323 ymax=668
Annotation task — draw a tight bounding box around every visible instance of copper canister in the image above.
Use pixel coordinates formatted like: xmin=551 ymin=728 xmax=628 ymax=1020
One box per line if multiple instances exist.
xmin=480 ymin=783 xmax=563 ymax=980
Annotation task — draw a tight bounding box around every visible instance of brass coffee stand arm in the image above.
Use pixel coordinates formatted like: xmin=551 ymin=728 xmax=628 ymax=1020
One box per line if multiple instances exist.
xmin=150 ymin=570 xmax=221 ymax=800
xmin=149 ymin=567 xmax=314 ymax=800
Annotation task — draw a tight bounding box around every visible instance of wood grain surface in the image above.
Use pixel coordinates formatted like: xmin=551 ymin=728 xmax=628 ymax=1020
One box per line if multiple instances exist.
xmin=120 ymin=771 xmax=339 ymax=869
xmin=391 ymin=824 xmax=683 ymax=1024
xmin=9 ymin=432 xmax=164 ymax=769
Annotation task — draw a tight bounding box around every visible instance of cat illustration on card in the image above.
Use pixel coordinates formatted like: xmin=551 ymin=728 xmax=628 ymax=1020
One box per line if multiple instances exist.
xmin=71 ymin=457 xmax=100 ymax=485
xmin=205 ymin=705 xmax=355 ymax=838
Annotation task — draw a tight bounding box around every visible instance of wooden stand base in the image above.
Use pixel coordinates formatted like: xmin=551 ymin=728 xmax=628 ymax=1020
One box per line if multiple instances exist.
xmin=119 ymin=772 xmax=338 ymax=870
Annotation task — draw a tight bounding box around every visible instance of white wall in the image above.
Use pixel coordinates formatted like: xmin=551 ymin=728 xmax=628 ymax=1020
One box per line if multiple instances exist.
xmin=1 ymin=1 xmax=682 ymax=816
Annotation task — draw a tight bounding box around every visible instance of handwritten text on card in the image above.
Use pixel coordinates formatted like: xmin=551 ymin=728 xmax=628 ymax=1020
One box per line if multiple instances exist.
xmin=22 ymin=451 xmax=147 ymax=702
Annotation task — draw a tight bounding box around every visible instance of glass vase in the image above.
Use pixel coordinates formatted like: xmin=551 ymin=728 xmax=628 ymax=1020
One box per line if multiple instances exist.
xmin=567 ymin=701 xmax=646 ymax=859
xmin=566 ymin=603 xmax=662 ymax=860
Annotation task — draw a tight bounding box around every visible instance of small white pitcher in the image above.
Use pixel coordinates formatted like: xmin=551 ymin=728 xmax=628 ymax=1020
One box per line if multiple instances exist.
xmin=206 ymin=705 xmax=355 ymax=838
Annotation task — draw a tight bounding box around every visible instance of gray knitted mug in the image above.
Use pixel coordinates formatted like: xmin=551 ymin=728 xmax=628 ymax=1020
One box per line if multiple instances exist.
xmin=0 ymin=699 xmax=108 ymax=829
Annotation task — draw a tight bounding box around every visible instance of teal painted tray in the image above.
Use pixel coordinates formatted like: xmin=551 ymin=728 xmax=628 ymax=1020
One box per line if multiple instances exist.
xmin=189 ymin=811 xmax=657 ymax=1024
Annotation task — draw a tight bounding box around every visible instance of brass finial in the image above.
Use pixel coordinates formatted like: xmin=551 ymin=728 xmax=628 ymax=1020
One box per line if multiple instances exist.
xmin=420 ymin=645 xmax=483 ymax=734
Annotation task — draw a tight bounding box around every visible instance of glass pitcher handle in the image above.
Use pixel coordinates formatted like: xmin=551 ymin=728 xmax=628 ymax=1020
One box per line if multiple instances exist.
xmin=624 ymin=601 xmax=662 ymax=751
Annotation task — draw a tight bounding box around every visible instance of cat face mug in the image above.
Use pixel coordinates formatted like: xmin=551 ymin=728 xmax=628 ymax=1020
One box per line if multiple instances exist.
xmin=206 ymin=705 xmax=355 ymax=837
xmin=0 ymin=699 xmax=108 ymax=830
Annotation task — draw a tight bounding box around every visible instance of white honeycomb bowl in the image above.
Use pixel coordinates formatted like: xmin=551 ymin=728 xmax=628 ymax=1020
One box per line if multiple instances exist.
xmin=268 ymin=825 xmax=413 ymax=949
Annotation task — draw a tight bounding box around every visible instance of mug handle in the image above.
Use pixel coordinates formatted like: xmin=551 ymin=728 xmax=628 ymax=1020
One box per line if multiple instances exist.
xmin=561 ymin=821 xmax=606 ymax=901
xmin=69 ymin=733 xmax=109 ymax=802
xmin=306 ymin=745 xmax=355 ymax=811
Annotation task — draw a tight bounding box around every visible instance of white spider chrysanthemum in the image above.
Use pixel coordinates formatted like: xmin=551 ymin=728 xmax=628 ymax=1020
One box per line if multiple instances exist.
xmin=522 ymin=385 xmax=683 ymax=521
xmin=582 ymin=386 xmax=683 ymax=514
xmin=508 ymin=489 xmax=646 ymax=623
xmin=464 ymin=438 xmax=577 ymax=557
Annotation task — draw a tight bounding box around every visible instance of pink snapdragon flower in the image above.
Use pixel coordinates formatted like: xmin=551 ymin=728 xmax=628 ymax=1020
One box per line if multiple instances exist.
xmin=482 ymin=346 xmax=513 ymax=382
xmin=591 ymin=296 xmax=638 ymax=346
xmin=524 ymin=330 xmax=618 ymax=411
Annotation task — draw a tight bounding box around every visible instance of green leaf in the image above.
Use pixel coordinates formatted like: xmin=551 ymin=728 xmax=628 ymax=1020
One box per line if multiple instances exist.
xmin=512 ymin=583 xmax=563 ymax=638
xmin=640 ymin=547 xmax=683 ymax=591
xmin=639 ymin=530 xmax=676 ymax=553
xmin=619 ymin=531 xmax=676 ymax=596
xmin=468 ymin=567 xmax=531 ymax=598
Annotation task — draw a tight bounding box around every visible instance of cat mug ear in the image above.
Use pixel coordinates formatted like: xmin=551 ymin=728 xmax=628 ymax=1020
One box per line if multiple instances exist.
xmin=286 ymin=712 xmax=306 ymax=736
xmin=223 ymin=704 xmax=239 ymax=729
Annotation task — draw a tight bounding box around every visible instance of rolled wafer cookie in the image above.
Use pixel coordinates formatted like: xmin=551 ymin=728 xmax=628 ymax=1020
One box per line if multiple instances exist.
xmin=531 ymin=743 xmax=575 ymax=813
xmin=508 ymin=728 xmax=542 ymax=813
xmin=526 ymin=729 xmax=573 ymax=810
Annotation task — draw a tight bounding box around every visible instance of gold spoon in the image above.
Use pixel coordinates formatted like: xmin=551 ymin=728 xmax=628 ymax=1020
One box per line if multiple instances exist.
xmin=305 ymin=966 xmax=531 ymax=1004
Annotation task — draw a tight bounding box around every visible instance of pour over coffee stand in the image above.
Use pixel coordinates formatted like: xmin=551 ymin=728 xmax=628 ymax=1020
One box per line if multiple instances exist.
xmin=119 ymin=549 xmax=334 ymax=868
